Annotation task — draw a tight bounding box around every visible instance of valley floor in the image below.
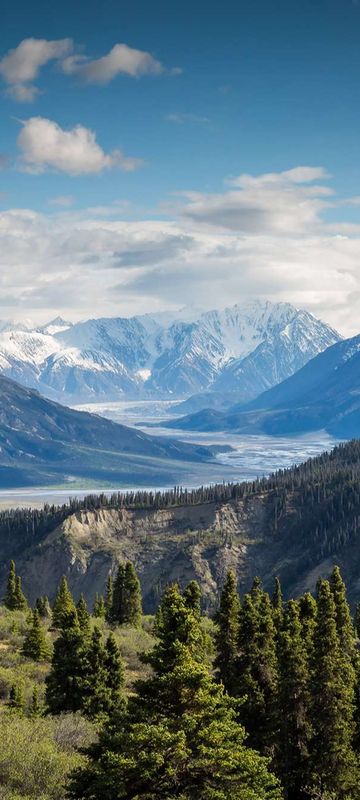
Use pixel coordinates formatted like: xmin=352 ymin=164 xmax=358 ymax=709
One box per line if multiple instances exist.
xmin=0 ymin=399 xmax=338 ymax=506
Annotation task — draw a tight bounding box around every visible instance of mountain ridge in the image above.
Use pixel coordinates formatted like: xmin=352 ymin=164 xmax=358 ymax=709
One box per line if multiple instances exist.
xmin=0 ymin=301 xmax=340 ymax=404
xmin=163 ymin=333 xmax=360 ymax=438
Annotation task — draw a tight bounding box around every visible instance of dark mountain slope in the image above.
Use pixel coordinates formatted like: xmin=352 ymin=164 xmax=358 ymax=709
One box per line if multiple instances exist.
xmin=162 ymin=334 xmax=360 ymax=437
xmin=0 ymin=375 xmax=217 ymax=487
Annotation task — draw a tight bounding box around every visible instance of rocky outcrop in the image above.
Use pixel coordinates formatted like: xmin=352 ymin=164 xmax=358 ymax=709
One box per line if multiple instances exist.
xmin=10 ymin=497 xmax=275 ymax=613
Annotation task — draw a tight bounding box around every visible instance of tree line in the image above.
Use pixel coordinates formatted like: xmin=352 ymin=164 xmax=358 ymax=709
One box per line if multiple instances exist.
xmin=3 ymin=439 xmax=360 ymax=577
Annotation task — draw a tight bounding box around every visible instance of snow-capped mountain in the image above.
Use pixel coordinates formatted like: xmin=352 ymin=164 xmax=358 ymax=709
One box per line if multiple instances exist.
xmin=0 ymin=301 xmax=341 ymax=403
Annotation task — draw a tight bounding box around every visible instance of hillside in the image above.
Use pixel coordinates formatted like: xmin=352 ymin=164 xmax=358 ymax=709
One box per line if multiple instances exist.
xmin=0 ymin=374 xmax=219 ymax=488
xmin=0 ymin=301 xmax=339 ymax=403
xmin=4 ymin=439 xmax=360 ymax=610
xmin=163 ymin=334 xmax=360 ymax=438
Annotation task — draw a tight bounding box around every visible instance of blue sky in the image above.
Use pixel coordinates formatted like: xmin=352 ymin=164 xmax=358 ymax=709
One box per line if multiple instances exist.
xmin=1 ymin=0 xmax=360 ymax=332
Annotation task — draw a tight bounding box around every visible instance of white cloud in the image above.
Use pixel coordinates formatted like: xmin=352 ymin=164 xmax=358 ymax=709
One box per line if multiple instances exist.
xmin=177 ymin=167 xmax=333 ymax=234
xmin=0 ymin=38 xmax=73 ymax=102
xmin=17 ymin=117 xmax=143 ymax=175
xmin=61 ymin=43 xmax=174 ymax=84
xmin=1 ymin=167 xmax=360 ymax=335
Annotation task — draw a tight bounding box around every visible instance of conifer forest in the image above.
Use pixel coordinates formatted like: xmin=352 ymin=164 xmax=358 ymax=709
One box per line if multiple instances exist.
xmin=0 ymin=549 xmax=360 ymax=799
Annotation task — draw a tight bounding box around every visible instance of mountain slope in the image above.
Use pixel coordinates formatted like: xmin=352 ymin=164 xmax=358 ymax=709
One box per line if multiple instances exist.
xmin=166 ymin=334 xmax=360 ymax=438
xmin=0 ymin=301 xmax=340 ymax=403
xmin=4 ymin=439 xmax=360 ymax=610
xmin=0 ymin=375 xmax=218 ymax=488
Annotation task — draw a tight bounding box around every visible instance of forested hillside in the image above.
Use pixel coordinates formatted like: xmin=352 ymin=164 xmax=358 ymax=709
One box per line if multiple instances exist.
xmin=3 ymin=440 xmax=360 ymax=608
xmin=1 ymin=560 xmax=360 ymax=799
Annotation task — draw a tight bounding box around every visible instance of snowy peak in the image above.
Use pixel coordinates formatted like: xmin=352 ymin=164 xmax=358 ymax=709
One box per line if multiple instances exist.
xmin=0 ymin=301 xmax=341 ymax=403
xmin=40 ymin=317 xmax=73 ymax=336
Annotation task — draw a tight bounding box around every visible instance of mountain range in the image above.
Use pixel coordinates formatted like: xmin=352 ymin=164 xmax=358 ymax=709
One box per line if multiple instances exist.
xmin=163 ymin=333 xmax=360 ymax=438
xmin=0 ymin=374 xmax=222 ymax=488
xmin=0 ymin=301 xmax=340 ymax=404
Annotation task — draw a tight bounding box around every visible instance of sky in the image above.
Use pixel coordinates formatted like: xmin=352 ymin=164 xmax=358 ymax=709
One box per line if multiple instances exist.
xmin=1 ymin=0 xmax=360 ymax=334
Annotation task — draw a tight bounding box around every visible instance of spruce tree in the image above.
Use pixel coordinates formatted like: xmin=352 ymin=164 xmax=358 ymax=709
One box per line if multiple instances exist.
xmin=45 ymin=609 xmax=88 ymax=714
xmin=82 ymin=627 xmax=112 ymax=719
xmin=214 ymin=569 xmax=240 ymax=695
xmin=14 ymin=575 xmax=28 ymax=611
xmin=22 ymin=609 xmax=51 ymax=661
xmin=298 ymin=591 xmax=317 ymax=663
xmin=272 ymin=577 xmax=284 ymax=635
xmin=35 ymin=595 xmax=51 ymax=617
xmin=52 ymin=576 xmax=76 ymax=628
xmin=104 ymin=632 xmax=125 ymax=712
xmin=30 ymin=684 xmax=42 ymax=717
xmin=183 ymin=579 xmax=202 ymax=617
xmin=236 ymin=590 xmax=278 ymax=757
xmin=310 ymin=579 xmax=358 ymax=797
xmin=110 ymin=564 xmax=124 ymax=623
xmin=8 ymin=683 xmax=24 ymax=712
xmin=76 ymin=594 xmax=91 ymax=636
xmin=277 ymin=599 xmax=312 ymax=798
xmin=4 ymin=561 xmax=27 ymax=611
xmin=123 ymin=562 xmax=142 ymax=626
xmin=68 ymin=584 xmax=282 ymax=800
xmin=105 ymin=574 xmax=114 ymax=622
xmin=330 ymin=565 xmax=356 ymax=659
xmin=93 ymin=593 xmax=106 ymax=618
xmin=250 ymin=575 xmax=264 ymax=608
xmin=4 ymin=560 xmax=17 ymax=610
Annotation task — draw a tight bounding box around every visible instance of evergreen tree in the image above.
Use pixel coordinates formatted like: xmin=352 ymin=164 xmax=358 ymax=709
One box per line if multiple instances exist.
xmin=4 ymin=560 xmax=17 ymax=610
xmin=8 ymin=683 xmax=24 ymax=712
xmin=52 ymin=576 xmax=76 ymax=628
xmin=298 ymin=592 xmax=317 ymax=662
xmin=76 ymin=594 xmax=91 ymax=636
xmin=4 ymin=561 xmax=27 ymax=611
xmin=22 ymin=609 xmax=51 ymax=661
xmin=93 ymin=593 xmax=106 ymax=618
xmin=82 ymin=627 xmax=112 ymax=719
xmin=105 ymin=574 xmax=114 ymax=622
xmin=30 ymin=684 xmax=42 ymax=717
xmin=110 ymin=564 xmax=124 ymax=623
xmin=45 ymin=609 xmax=88 ymax=714
xmin=183 ymin=579 xmax=202 ymax=617
xmin=250 ymin=575 xmax=264 ymax=608
xmin=123 ymin=562 xmax=142 ymax=626
xmin=111 ymin=562 xmax=142 ymax=626
xmin=277 ymin=600 xmax=312 ymax=798
xmin=236 ymin=590 xmax=278 ymax=757
xmin=329 ymin=565 xmax=356 ymax=659
xmin=68 ymin=584 xmax=282 ymax=800
xmin=214 ymin=570 xmax=240 ymax=695
xmin=310 ymin=579 xmax=358 ymax=797
xmin=104 ymin=632 xmax=125 ymax=712
xmin=272 ymin=577 xmax=284 ymax=635
xmin=14 ymin=575 xmax=28 ymax=611
xmin=35 ymin=595 xmax=51 ymax=617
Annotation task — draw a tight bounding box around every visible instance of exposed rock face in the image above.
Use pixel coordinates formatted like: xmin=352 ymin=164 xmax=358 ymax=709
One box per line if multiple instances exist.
xmin=11 ymin=498 xmax=275 ymax=613
xmin=6 ymin=487 xmax=360 ymax=612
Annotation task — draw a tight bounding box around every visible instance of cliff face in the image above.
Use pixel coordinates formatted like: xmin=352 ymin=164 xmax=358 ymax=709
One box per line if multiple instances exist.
xmin=9 ymin=498 xmax=275 ymax=612
xmin=6 ymin=489 xmax=360 ymax=612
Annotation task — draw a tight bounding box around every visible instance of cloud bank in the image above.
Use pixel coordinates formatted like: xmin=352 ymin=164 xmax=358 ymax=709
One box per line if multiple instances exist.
xmin=0 ymin=166 xmax=360 ymax=335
